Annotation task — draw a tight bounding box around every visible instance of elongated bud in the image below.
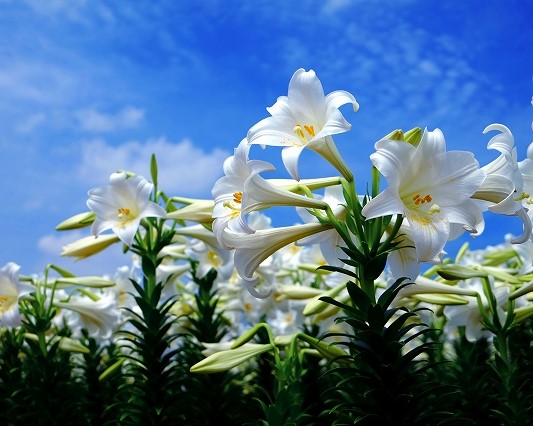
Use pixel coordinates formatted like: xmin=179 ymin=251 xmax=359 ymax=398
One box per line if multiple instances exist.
xmin=61 ymin=234 xmax=120 ymax=260
xmin=99 ymin=358 xmax=126 ymax=382
xmin=303 ymin=283 xmax=346 ymax=316
xmin=190 ymin=343 xmax=273 ymax=374
xmin=437 ymin=264 xmax=488 ymax=280
xmin=50 ymin=276 xmax=115 ymax=289
xmin=276 ymin=284 xmax=324 ymax=300
xmin=166 ymin=200 xmax=214 ymax=223
xmin=24 ymin=333 xmax=90 ymax=354
xmin=150 ymin=153 xmax=158 ymax=187
xmin=297 ymin=333 xmax=348 ymax=361
xmin=56 ymin=212 xmax=96 ymax=230
xmin=412 ymin=293 xmax=470 ymax=306
xmin=509 ymin=281 xmax=533 ymax=300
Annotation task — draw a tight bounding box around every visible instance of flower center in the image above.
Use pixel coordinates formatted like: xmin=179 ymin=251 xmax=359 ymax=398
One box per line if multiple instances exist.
xmin=207 ymin=250 xmax=222 ymax=267
xmin=223 ymin=192 xmax=243 ymax=219
xmin=405 ymin=192 xmax=441 ymax=215
xmin=0 ymin=295 xmax=13 ymax=313
xmin=412 ymin=193 xmax=432 ymax=205
xmin=293 ymin=124 xmax=316 ymax=144
xmin=117 ymin=207 xmax=135 ymax=224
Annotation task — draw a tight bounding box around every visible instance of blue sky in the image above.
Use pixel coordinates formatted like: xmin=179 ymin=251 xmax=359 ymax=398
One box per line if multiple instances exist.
xmin=1 ymin=0 xmax=532 ymax=276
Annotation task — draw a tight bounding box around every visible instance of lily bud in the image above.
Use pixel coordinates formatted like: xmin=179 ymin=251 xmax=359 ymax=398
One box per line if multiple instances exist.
xmin=61 ymin=234 xmax=120 ymax=260
xmin=437 ymin=264 xmax=488 ymax=280
xmin=50 ymin=276 xmax=115 ymax=289
xmin=56 ymin=212 xmax=96 ymax=231
xmin=166 ymin=200 xmax=214 ymax=223
xmin=303 ymin=283 xmax=346 ymax=316
xmin=190 ymin=343 xmax=273 ymax=374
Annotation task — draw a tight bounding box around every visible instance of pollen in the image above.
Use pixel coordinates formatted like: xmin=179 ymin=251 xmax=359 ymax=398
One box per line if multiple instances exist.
xmin=304 ymin=124 xmax=315 ymax=137
xmin=413 ymin=193 xmax=433 ymax=205
xmin=0 ymin=295 xmax=9 ymax=312
xmin=233 ymin=192 xmax=242 ymax=204
xmin=293 ymin=123 xmax=316 ymax=143
xmin=207 ymin=250 xmax=222 ymax=267
xmin=118 ymin=208 xmax=131 ymax=216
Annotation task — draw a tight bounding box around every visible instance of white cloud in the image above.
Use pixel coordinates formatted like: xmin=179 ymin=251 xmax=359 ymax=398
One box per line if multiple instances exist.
xmin=38 ymin=230 xmax=86 ymax=257
xmin=75 ymin=106 xmax=145 ymax=132
xmin=78 ymin=137 xmax=229 ymax=196
xmin=321 ymin=0 xmax=352 ymax=15
xmin=15 ymin=112 xmax=46 ymax=133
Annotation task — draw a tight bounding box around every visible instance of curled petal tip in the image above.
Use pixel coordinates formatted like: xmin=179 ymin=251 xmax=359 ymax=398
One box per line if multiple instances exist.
xmin=510 ymin=208 xmax=532 ymax=244
xmin=243 ymin=279 xmax=271 ymax=299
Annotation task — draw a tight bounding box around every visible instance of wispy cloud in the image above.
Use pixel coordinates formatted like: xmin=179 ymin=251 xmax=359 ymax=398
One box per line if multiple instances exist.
xmin=78 ymin=137 xmax=229 ymax=196
xmin=75 ymin=106 xmax=145 ymax=133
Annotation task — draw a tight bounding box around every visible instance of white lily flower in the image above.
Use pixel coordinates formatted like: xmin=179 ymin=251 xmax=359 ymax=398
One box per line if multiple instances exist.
xmin=212 ymin=139 xmax=275 ymax=247
xmin=185 ymin=239 xmax=233 ymax=281
xmin=0 ymin=262 xmax=34 ymax=328
xmin=55 ymin=291 xmax=121 ymax=341
xmin=473 ymin=124 xmax=531 ymax=243
xmin=444 ymin=278 xmax=509 ymax=342
xmin=212 ymin=139 xmax=329 ymax=249
xmin=222 ymin=222 xmax=332 ymax=298
xmin=362 ymin=129 xmax=485 ymax=262
xmin=517 ymin=140 xmax=533 ymax=242
xmin=247 ymin=68 xmax=359 ymax=181
xmin=87 ymin=172 xmax=166 ymax=246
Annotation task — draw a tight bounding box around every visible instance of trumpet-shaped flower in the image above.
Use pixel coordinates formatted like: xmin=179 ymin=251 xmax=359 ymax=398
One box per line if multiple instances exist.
xmin=362 ymin=129 xmax=485 ymax=263
xmin=473 ymin=124 xmax=531 ymax=243
xmin=223 ymin=222 xmax=332 ymax=298
xmin=0 ymin=262 xmax=34 ymax=327
xmin=212 ymin=139 xmax=329 ymax=248
xmin=87 ymin=172 xmax=166 ymax=246
xmin=56 ymin=291 xmax=121 ymax=341
xmin=212 ymin=139 xmax=276 ymax=247
xmin=247 ymin=68 xmax=359 ymax=180
xmin=444 ymin=278 xmax=509 ymax=342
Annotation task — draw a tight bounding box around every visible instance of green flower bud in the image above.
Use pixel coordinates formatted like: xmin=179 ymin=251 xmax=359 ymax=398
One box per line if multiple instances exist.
xmin=190 ymin=343 xmax=274 ymax=374
xmin=56 ymin=212 xmax=96 ymax=231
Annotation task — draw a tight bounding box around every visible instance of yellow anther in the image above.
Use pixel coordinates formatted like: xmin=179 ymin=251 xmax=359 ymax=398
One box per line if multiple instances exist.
xmin=293 ymin=125 xmax=306 ymax=140
xmin=207 ymin=250 xmax=222 ymax=267
xmin=412 ymin=193 xmax=432 ymax=206
xmin=304 ymin=125 xmax=315 ymax=137
xmin=118 ymin=208 xmax=131 ymax=216
xmin=516 ymin=191 xmax=530 ymax=201
xmin=233 ymin=192 xmax=242 ymax=204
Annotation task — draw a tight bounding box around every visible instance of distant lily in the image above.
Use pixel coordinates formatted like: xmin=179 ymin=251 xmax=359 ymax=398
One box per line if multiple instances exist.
xmin=87 ymin=172 xmax=166 ymax=246
xmin=56 ymin=291 xmax=120 ymax=341
xmin=247 ymin=68 xmax=358 ymax=181
xmin=0 ymin=262 xmax=34 ymax=327
xmin=473 ymin=124 xmax=531 ymax=243
xmin=362 ymin=129 xmax=485 ymax=263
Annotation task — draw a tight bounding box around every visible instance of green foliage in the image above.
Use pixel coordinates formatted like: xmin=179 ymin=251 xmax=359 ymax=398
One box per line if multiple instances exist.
xmin=116 ymin=279 xmax=182 ymax=425
xmin=321 ymin=279 xmax=453 ymax=425
xmin=173 ymin=262 xmax=259 ymax=425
